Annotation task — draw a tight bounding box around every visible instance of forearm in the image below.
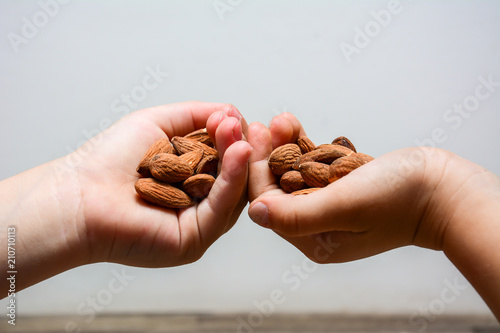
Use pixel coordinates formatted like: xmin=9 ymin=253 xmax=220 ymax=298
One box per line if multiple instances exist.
xmin=0 ymin=159 xmax=86 ymax=296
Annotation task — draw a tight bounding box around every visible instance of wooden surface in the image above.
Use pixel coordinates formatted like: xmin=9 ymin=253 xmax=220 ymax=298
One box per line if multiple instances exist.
xmin=1 ymin=314 xmax=499 ymax=332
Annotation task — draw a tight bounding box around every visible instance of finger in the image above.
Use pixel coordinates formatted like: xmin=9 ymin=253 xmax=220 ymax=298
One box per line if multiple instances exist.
xmin=138 ymin=101 xmax=234 ymax=138
xmin=247 ymin=122 xmax=282 ymax=202
xmin=214 ymin=116 xmax=243 ymax=160
xmin=197 ymin=140 xmax=252 ymax=246
xmin=206 ymin=105 xmax=248 ymax=144
xmin=269 ymin=112 xmax=307 ymax=149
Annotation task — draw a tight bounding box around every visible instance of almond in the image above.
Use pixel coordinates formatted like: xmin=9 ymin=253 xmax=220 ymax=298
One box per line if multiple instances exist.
xmin=195 ymin=154 xmax=219 ymax=176
xmin=179 ymin=149 xmax=204 ymax=170
xmin=299 ymin=162 xmax=330 ymax=188
xmin=136 ymin=138 xmax=176 ymax=177
xmin=182 ymin=174 xmax=215 ymax=199
xmin=135 ymin=178 xmax=193 ymax=209
xmin=328 ymin=154 xmax=366 ymax=183
xmin=280 ymin=170 xmax=308 ymax=193
xmin=184 ymin=128 xmax=214 ymax=147
xmin=297 ymin=136 xmax=316 ymax=154
xmin=356 ymin=152 xmax=375 ymax=163
xmin=268 ymin=143 xmax=302 ymax=176
xmin=331 ymin=136 xmax=357 ymax=153
xmin=171 ymin=136 xmax=218 ymax=157
xmin=291 ymin=188 xmax=321 ymax=196
xmin=293 ymin=145 xmax=353 ymax=169
xmin=149 ymin=153 xmax=193 ymax=183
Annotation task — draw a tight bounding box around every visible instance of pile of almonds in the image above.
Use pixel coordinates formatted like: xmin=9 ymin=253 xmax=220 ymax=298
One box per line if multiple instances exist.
xmin=268 ymin=136 xmax=374 ymax=195
xmin=134 ymin=128 xmax=218 ymax=209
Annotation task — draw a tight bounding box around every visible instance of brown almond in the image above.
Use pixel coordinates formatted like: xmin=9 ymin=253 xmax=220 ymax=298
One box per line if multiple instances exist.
xmin=299 ymin=162 xmax=330 ymax=188
xmin=291 ymin=188 xmax=321 ymax=196
xmin=136 ymin=138 xmax=176 ymax=177
xmin=268 ymin=143 xmax=302 ymax=176
xmin=171 ymin=136 xmax=218 ymax=157
xmin=149 ymin=153 xmax=193 ymax=183
xmin=182 ymin=174 xmax=215 ymax=199
xmin=184 ymin=128 xmax=214 ymax=147
xmin=135 ymin=178 xmax=193 ymax=209
xmin=195 ymin=154 xmax=219 ymax=176
xmin=297 ymin=136 xmax=316 ymax=154
xmin=179 ymin=149 xmax=204 ymax=170
xmin=328 ymin=154 xmax=366 ymax=183
xmin=280 ymin=170 xmax=308 ymax=193
xmin=356 ymin=152 xmax=375 ymax=163
xmin=293 ymin=145 xmax=353 ymax=169
xmin=331 ymin=136 xmax=357 ymax=153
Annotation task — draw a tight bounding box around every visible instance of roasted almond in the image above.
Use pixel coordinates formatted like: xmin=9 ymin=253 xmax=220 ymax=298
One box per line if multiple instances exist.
xmin=331 ymin=136 xmax=356 ymax=153
xmin=136 ymin=138 xmax=176 ymax=177
xmin=268 ymin=143 xmax=302 ymax=176
xmin=195 ymin=154 xmax=219 ymax=176
xmin=135 ymin=178 xmax=193 ymax=209
xmin=184 ymin=128 xmax=214 ymax=147
xmin=299 ymin=162 xmax=330 ymax=188
xmin=179 ymin=149 xmax=204 ymax=170
xmin=297 ymin=136 xmax=316 ymax=154
xmin=280 ymin=170 xmax=308 ymax=193
xmin=149 ymin=153 xmax=193 ymax=183
xmin=328 ymin=154 xmax=366 ymax=183
xmin=171 ymin=136 xmax=218 ymax=157
xmin=293 ymin=145 xmax=353 ymax=169
xmin=182 ymin=174 xmax=215 ymax=199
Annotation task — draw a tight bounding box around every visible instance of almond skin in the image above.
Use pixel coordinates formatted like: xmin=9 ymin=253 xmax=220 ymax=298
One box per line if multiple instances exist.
xmin=328 ymin=154 xmax=366 ymax=183
xmin=149 ymin=153 xmax=193 ymax=183
xmin=268 ymin=143 xmax=302 ymax=176
xmin=136 ymin=138 xmax=176 ymax=177
xmin=171 ymin=136 xmax=218 ymax=157
xmin=184 ymin=128 xmax=214 ymax=147
xmin=291 ymin=188 xmax=321 ymax=196
xmin=179 ymin=149 xmax=204 ymax=170
xmin=331 ymin=136 xmax=357 ymax=153
xmin=299 ymin=162 xmax=330 ymax=188
xmin=297 ymin=136 xmax=316 ymax=154
xmin=135 ymin=178 xmax=193 ymax=209
xmin=182 ymin=174 xmax=215 ymax=199
xmin=280 ymin=170 xmax=308 ymax=193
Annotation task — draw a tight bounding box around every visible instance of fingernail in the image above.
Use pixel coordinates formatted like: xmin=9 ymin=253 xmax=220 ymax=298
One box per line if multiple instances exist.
xmin=232 ymin=119 xmax=243 ymax=141
xmin=249 ymin=202 xmax=269 ymax=227
xmin=226 ymin=105 xmax=242 ymax=120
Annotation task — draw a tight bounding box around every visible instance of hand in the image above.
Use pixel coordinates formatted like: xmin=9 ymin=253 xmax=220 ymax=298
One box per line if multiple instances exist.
xmin=247 ymin=112 xmax=500 ymax=318
xmin=0 ymin=101 xmax=252 ymax=293
xmin=76 ymin=101 xmax=252 ymax=267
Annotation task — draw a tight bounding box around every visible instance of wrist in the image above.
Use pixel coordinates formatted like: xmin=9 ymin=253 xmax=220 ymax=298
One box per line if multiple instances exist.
xmin=0 ymin=158 xmax=88 ymax=292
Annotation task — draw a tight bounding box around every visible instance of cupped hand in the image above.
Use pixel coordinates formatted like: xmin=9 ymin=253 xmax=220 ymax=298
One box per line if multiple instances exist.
xmin=72 ymin=101 xmax=252 ymax=267
xmin=247 ymin=113 xmax=457 ymax=263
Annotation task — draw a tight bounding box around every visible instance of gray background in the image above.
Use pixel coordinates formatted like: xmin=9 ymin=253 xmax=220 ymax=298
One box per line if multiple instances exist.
xmin=1 ymin=0 xmax=499 ymax=324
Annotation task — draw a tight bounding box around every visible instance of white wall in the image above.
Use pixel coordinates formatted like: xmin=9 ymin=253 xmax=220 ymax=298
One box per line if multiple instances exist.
xmin=1 ymin=0 xmax=499 ymax=323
